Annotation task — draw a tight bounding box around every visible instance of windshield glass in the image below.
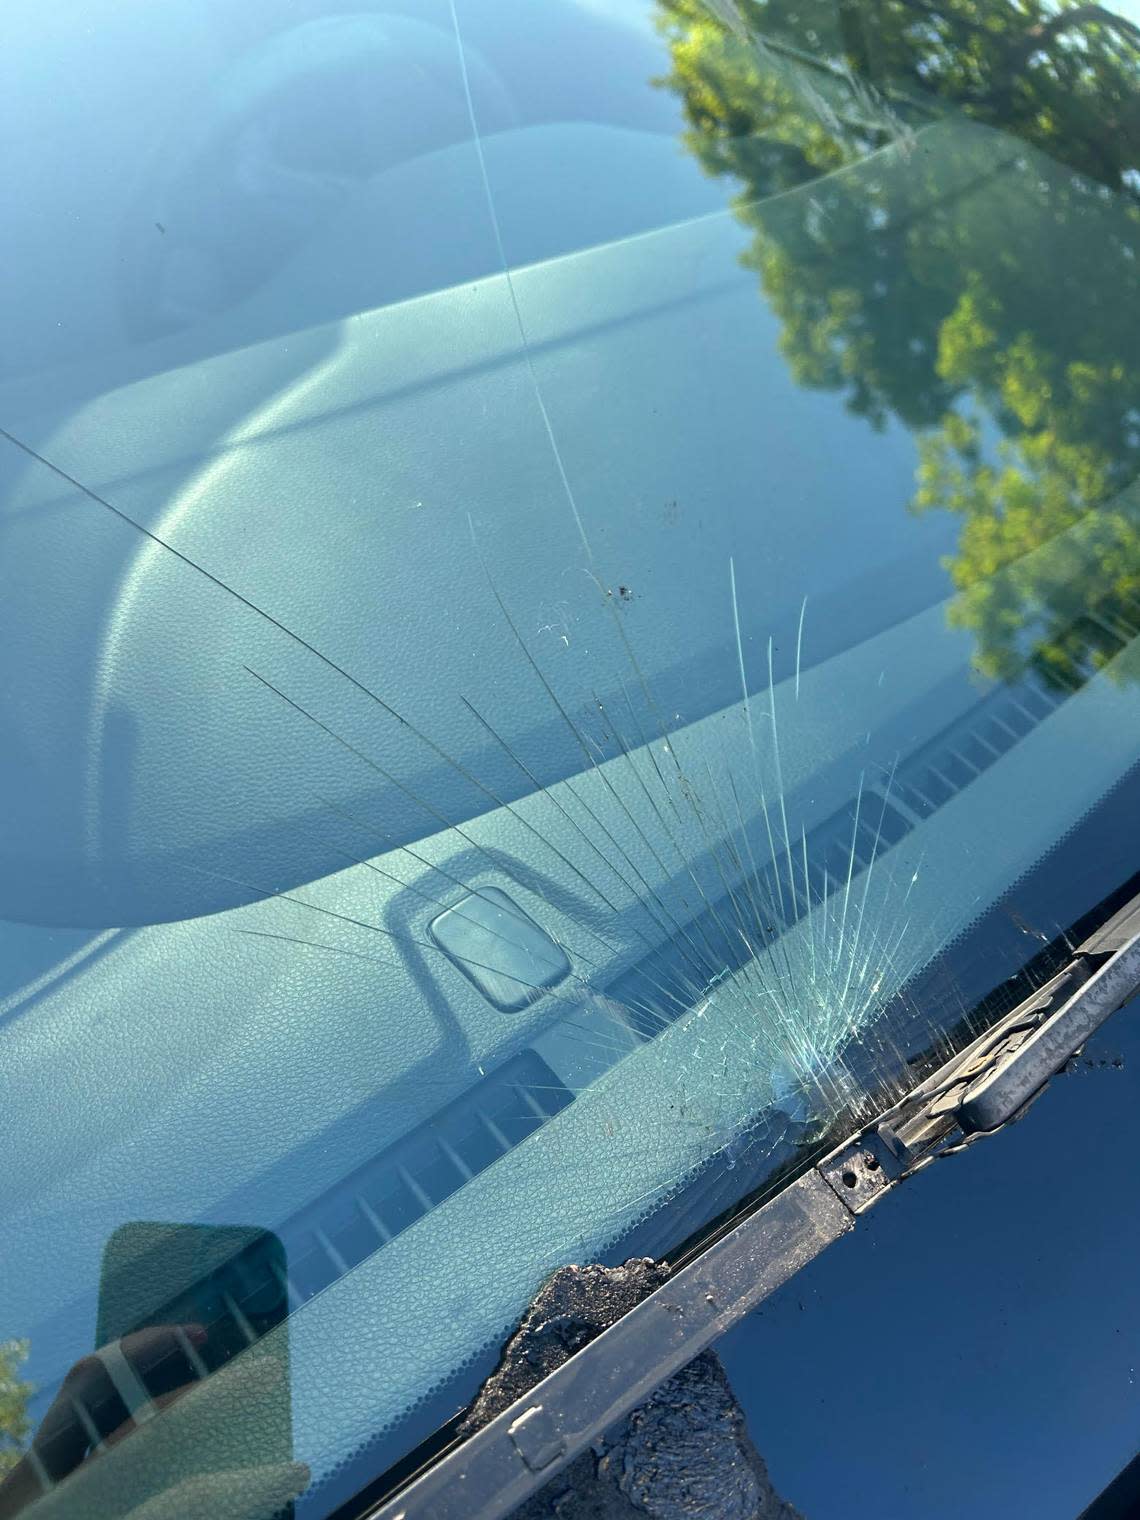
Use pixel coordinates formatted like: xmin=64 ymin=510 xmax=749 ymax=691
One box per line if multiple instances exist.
xmin=2 ymin=1 xmax=1139 ymax=1515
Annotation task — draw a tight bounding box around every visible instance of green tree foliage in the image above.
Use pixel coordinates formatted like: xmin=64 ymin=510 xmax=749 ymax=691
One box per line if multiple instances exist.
xmin=0 ymin=1340 xmax=33 ymax=1480
xmin=656 ymin=0 xmax=1140 ymax=687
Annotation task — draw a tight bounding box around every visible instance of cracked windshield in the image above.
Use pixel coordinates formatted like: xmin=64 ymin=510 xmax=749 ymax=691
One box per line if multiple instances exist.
xmin=2 ymin=0 xmax=1139 ymax=1514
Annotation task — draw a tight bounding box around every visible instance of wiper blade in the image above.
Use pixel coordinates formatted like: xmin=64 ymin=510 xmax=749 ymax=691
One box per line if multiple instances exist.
xmin=824 ymin=905 xmax=1140 ymax=1211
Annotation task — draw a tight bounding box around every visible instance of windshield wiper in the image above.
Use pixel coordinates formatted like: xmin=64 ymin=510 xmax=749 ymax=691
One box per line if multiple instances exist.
xmin=824 ymin=894 xmax=1140 ymax=1205
xmin=367 ymin=897 xmax=1140 ymax=1520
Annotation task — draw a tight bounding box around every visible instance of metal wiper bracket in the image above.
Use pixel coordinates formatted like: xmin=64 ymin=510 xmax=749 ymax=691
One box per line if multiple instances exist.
xmin=821 ymin=919 xmax=1140 ymax=1215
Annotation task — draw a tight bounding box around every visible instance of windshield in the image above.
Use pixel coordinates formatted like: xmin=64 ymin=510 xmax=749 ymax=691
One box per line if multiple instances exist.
xmin=2 ymin=1 xmax=1139 ymax=1516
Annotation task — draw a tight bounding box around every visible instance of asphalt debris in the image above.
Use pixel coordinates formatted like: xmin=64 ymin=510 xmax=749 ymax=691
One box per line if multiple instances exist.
xmin=463 ymin=1260 xmax=805 ymax=1520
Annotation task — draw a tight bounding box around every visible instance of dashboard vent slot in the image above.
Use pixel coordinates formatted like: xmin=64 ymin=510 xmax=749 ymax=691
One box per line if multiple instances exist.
xmin=278 ymin=1048 xmax=573 ymax=1305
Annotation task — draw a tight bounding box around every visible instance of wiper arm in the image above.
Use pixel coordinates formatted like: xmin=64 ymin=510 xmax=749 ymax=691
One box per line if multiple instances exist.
xmin=825 ymin=901 xmax=1140 ymax=1208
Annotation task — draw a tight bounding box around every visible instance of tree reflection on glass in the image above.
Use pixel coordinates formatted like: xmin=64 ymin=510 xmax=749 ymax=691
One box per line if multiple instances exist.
xmin=0 ymin=1343 xmax=32 ymax=1483
xmin=657 ymin=0 xmax=1140 ymax=689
